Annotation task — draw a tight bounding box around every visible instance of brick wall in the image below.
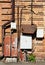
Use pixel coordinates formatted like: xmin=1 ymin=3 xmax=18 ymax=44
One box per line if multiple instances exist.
xmin=0 ymin=0 xmax=45 ymax=58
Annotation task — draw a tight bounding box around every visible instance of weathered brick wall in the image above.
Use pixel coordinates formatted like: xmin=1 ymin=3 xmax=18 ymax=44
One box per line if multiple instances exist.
xmin=0 ymin=0 xmax=45 ymax=58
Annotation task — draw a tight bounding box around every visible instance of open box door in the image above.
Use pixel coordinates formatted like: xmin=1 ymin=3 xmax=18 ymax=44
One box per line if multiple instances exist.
xmin=4 ymin=33 xmax=18 ymax=57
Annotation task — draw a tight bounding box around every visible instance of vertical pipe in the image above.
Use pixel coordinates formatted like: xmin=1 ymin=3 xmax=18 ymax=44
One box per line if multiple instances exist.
xmin=10 ymin=29 xmax=11 ymax=57
xmin=20 ymin=6 xmax=26 ymax=30
xmin=2 ymin=26 xmax=5 ymax=58
xmin=31 ymin=0 xmax=33 ymax=25
xmin=17 ymin=6 xmax=19 ymax=50
xmin=31 ymin=0 xmax=34 ymax=53
xmin=11 ymin=0 xmax=15 ymax=22
xmin=20 ymin=8 xmax=22 ymax=30
xmin=10 ymin=0 xmax=15 ymax=57
xmin=18 ymin=6 xmax=26 ymax=61
xmin=2 ymin=28 xmax=4 ymax=57
xmin=17 ymin=6 xmax=20 ymax=61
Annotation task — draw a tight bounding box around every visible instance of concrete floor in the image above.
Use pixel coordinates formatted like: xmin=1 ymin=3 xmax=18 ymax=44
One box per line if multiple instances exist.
xmin=0 ymin=62 xmax=45 ymax=65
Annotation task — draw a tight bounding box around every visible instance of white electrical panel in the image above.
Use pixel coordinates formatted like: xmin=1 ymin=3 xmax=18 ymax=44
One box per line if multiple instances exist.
xmin=36 ymin=28 xmax=44 ymax=38
xmin=11 ymin=22 xmax=16 ymax=29
xmin=20 ymin=35 xmax=32 ymax=49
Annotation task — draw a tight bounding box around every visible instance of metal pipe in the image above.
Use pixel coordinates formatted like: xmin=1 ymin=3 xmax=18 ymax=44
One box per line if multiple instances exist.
xmin=17 ymin=6 xmax=20 ymax=61
xmin=31 ymin=0 xmax=33 ymax=25
xmin=11 ymin=0 xmax=15 ymax=22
